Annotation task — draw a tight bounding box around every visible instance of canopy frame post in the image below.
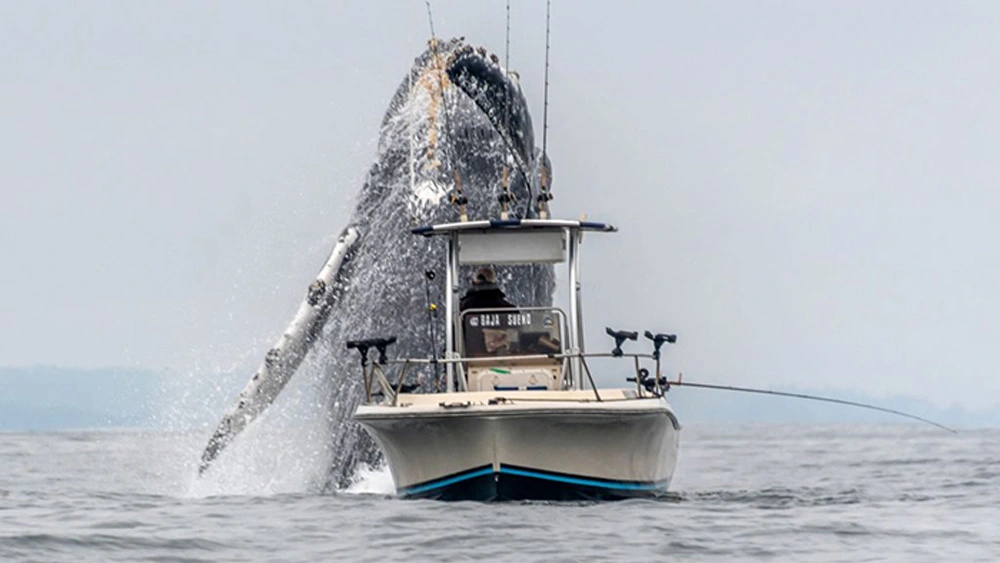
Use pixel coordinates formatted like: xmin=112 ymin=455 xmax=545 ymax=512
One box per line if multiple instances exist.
xmin=567 ymin=227 xmax=583 ymax=390
xmin=444 ymin=232 xmax=458 ymax=392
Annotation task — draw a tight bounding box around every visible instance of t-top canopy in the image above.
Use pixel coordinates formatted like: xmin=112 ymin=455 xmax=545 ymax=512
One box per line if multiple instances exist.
xmin=412 ymin=218 xmax=617 ymax=265
xmin=411 ymin=218 xmax=617 ymax=236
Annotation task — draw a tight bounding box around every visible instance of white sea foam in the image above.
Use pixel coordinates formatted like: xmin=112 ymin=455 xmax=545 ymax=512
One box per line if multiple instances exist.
xmin=343 ymin=463 xmax=396 ymax=496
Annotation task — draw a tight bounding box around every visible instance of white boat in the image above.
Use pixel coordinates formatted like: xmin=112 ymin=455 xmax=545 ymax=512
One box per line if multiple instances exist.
xmin=351 ymin=218 xmax=681 ymax=501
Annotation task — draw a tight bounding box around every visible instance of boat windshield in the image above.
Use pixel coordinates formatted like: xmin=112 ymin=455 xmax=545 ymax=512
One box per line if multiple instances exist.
xmin=460 ymin=308 xmax=564 ymax=358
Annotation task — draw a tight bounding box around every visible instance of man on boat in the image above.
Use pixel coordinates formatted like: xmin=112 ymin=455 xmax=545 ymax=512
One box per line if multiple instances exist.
xmin=460 ymin=266 xmax=514 ymax=311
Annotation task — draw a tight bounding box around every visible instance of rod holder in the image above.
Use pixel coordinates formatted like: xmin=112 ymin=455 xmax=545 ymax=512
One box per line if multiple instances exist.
xmin=347 ymin=336 xmax=398 ymax=365
xmin=537 ymin=192 xmax=553 ymax=219
xmin=605 ymin=327 xmax=638 ymax=357
xmin=498 ymin=192 xmax=511 ymax=220
xmin=643 ymin=331 xmax=677 ymax=360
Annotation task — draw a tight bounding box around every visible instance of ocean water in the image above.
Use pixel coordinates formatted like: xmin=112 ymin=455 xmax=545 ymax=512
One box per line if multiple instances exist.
xmin=1 ymin=424 xmax=997 ymax=562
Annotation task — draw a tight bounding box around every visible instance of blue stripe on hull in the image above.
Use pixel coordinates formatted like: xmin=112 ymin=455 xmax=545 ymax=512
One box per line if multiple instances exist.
xmin=402 ymin=466 xmax=495 ymax=496
xmin=499 ymin=466 xmax=669 ymax=491
xmin=399 ymin=465 xmax=670 ymax=501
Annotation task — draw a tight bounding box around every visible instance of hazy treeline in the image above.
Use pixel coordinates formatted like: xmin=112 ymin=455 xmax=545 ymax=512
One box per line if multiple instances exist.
xmin=1 ymin=366 xmax=997 ymax=431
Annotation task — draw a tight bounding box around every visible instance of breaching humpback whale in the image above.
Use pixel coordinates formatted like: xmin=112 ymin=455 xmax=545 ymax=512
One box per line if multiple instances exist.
xmin=199 ymin=38 xmax=555 ymax=488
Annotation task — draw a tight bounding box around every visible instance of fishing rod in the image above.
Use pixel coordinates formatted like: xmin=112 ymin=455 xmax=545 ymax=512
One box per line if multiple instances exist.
xmin=613 ymin=330 xmax=956 ymax=432
xmin=663 ymin=378 xmax=957 ymax=433
xmin=537 ymin=0 xmax=553 ymax=219
xmin=422 ymin=269 xmax=441 ymax=386
xmin=498 ymin=0 xmax=514 ymax=220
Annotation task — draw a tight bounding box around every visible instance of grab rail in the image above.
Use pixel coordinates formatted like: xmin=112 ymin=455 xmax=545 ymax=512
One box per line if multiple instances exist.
xmin=356 ymin=351 xmax=674 ymax=405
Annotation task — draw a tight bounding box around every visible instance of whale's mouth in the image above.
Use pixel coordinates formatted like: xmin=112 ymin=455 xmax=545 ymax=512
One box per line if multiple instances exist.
xmin=383 ymin=38 xmax=538 ymax=218
xmin=445 ymin=44 xmax=534 ymax=178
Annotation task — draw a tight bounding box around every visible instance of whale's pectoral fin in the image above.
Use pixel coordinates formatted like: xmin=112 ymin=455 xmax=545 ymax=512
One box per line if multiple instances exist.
xmin=198 ymin=226 xmax=361 ymax=475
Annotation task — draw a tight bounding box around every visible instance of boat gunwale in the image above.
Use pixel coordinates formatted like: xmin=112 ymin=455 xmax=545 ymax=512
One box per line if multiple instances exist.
xmin=354 ymin=397 xmax=681 ymax=429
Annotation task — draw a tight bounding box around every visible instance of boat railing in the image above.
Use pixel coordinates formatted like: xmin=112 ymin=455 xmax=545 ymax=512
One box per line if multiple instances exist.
xmin=354 ymin=350 xmax=672 ymax=407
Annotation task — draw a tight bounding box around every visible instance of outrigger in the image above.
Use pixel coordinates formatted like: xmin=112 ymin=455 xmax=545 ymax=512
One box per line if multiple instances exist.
xmin=349 ymin=218 xmax=681 ymax=501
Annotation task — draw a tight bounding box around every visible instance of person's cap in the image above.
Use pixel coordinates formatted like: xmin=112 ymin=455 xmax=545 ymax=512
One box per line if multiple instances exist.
xmin=472 ymin=266 xmax=498 ymax=285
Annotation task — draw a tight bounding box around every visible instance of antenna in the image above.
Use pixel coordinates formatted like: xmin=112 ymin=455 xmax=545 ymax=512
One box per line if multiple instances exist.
xmin=537 ymin=0 xmax=553 ymax=218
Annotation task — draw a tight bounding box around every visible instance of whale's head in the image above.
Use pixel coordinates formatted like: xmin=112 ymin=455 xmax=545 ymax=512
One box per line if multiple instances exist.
xmin=356 ymin=38 xmax=548 ymax=226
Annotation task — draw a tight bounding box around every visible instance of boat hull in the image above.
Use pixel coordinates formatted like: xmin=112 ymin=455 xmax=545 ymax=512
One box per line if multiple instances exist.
xmin=354 ymin=391 xmax=680 ymax=501
xmin=402 ymin=463 xmax=672 ymax=501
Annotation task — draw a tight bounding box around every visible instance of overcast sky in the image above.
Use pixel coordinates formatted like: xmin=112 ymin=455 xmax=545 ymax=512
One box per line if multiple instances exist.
xmin=2 ymin=1 xmax=998 ymax=409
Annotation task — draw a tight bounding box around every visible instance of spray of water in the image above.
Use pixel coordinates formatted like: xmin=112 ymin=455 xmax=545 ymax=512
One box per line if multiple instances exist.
xmin=178 ymin=38 xmax=555 ymax=495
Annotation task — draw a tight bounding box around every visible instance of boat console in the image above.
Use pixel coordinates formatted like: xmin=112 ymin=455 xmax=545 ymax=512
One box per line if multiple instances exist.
xmin=460 ymin=306 xmax=565 ymax=391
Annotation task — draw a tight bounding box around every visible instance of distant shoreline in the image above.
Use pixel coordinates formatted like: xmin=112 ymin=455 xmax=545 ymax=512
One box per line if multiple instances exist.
xmin=2 ymin=366 xmax=997 ymax=431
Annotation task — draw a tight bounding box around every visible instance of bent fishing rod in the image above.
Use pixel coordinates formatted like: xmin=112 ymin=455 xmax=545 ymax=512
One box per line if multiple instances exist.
xmin=663 ymin=377 xmax=957 ymax=433
xmin=606 ymin=328 xmax=956 ymax=433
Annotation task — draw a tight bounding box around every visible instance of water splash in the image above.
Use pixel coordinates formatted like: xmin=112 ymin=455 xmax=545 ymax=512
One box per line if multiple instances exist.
xmin=190 ymin=37 xmax=555 ymax=493
xmin=343 ymin=464 xmax=396 ymax=496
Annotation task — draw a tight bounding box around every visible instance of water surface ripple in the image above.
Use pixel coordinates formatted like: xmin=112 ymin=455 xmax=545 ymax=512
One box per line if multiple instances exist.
xmin=1 ymin=425 xmax=996 ymax=562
